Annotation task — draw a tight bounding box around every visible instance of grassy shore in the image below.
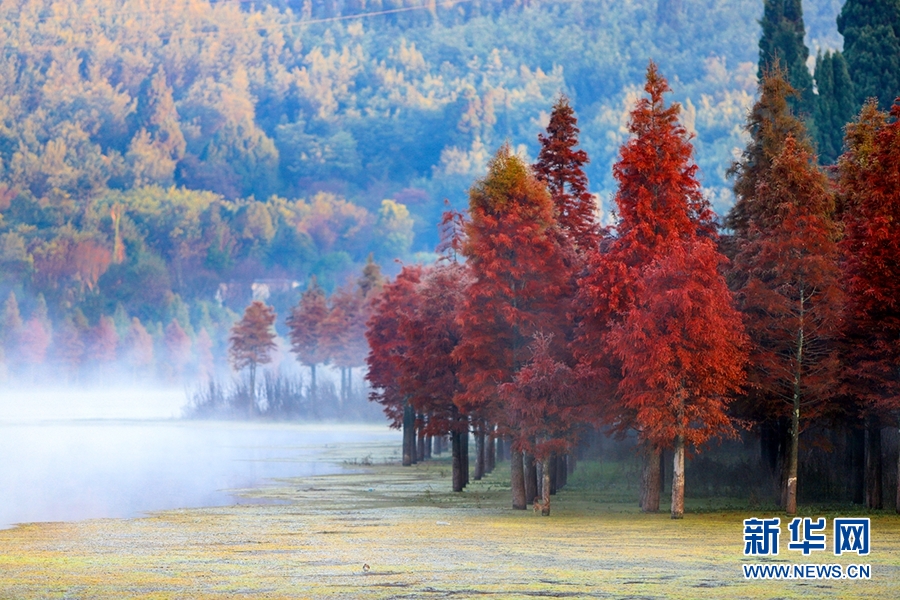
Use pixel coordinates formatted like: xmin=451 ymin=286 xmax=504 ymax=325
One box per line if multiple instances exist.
xmin=1 ymin=439 xmax=897 ymax=599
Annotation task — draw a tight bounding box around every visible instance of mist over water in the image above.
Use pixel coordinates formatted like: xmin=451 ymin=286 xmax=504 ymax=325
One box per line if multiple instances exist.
xmin=0 ymin=388 xmax=399 ymax=530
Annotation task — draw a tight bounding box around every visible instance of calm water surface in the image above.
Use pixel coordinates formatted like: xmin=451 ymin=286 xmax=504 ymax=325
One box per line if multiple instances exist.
xmin=0 ymin=387 xmax=399 ymax=529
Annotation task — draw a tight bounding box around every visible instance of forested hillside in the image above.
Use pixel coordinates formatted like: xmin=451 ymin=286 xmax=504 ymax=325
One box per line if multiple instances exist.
xmin=0 ymin=0 xmax=844 ymax=383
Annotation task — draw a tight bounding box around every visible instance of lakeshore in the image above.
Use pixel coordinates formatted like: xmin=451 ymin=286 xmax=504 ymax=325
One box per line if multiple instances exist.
xmin=1 ymin=440 xmax=898 ymax=599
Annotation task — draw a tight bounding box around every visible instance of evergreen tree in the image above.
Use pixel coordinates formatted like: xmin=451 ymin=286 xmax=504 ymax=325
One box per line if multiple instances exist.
xmin=733 ymin=136 xmax=843 ymax=516
xmin=839 ymin=100 xmax=900 ymax=510
xmin=758 ymin=0 xmax=815 ymax=120
xmin=837 ymin=0 xmax=900 ymax=110
xmin=813 ymin=50 xmax=856 ymax=164
xmin=229 ymin=301 xmax=277 ymax=414
xmin=533 ymin=95 xmax=598 ymax=252
xmin=726 ymin=66 xmax=812 ymax=234
xmin=576 ymin=63 xmax=742 ymax=517
xmin=286 ymin=277 xmax=330 ymax=398
xmin=454 ymin=145 xmax=573 ymax=511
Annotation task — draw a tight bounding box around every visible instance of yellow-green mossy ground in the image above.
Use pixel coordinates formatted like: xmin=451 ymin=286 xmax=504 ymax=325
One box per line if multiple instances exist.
xmin=1 ymin=439 xmax=897 ymax=599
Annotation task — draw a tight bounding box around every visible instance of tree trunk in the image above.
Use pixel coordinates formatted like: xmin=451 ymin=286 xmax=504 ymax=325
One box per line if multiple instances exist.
xmin=462 ymin=426 xmax=469 ymax=485
xmin=785 ymin=403 xmax=800 ymax=516
xmin=474 ymin=422 xmax=485 ymax=480
xmin=425 ymin=434 xmax=432 ymax=460
xmin=761 ymin=419 xmax=788 ymax=506
xmin=640 ymin=444 xmax=661 ymax=513
xmin=452 ymin=429 xmax=464 ymax=492
xmin=248 ymin=363 xmax=257 ymax=417
xmin=524 ymin=453 xmax=538 ymax=505
xmin=416 ymin=413 xmax=426 ymax=462
xmin=486 ymin=427 xmax=495 ymax=473
xmin=896 ymin=420 xmax=900 ymax=514
xmin=671 ymin=434 xmax=685 ymax=519
xmin=541 ymin=455 xmax=552 ymax=516
xmin=866 ymin=414 xmax=883 ymax=509
xmin=657 ymin=448 xmax=666 ymax=499
xmin=557 ymin=454 xmax=567 ymax=489
xmin=402 ymin=401 xmax=415 ymax=466
xmin=850 ymin=425 xmax=865 ymax=504
xmin=511 ymin=449 xmax=526 ymax=509
xmin=549 ymin=453 xmax=558 ymax=495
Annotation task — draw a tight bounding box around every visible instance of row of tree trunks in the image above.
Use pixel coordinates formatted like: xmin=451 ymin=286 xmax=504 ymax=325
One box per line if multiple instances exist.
xmin=761 ymin=416 xmax=891 ymax=512
xmin=849 ymin=426 xmax=865 ymax=504
xmin=474 ymin=422 xmax=485 ymax=480
xmin=416 ymin=413 xmax=426 ymax=463
xmin=486 ymin=426 xmax=496 ymax=473
xmin=866 ymin=414 xmax=883 ymax=509
xmin=402 ymin=401 xmax=415 ymax=466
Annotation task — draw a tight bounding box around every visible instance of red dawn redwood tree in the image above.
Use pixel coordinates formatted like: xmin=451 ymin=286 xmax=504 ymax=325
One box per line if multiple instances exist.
xmin=533 ymin=95 xmax=599 ymax=252
xmin=840 ymin=100 xmax=900 ymax=511
xmin=229 ymin=300 xmax=278 ymax=414
xmin=501 ymin=333 xmax=590 ymax=515
xmin=726 ymin=65 xmax=816 ymax=499
xmin=610 ymin=239 xmax=747 ymax=519
xmin=575 ymin=63 xmax=718 ymax=513
xmin=733 ymin=136 xmax=843 ymax=516
xmin=454 ymin=145 xmax=573 ymax=510
xmin=365 ymin=265 xmax=424 ymax=465
xmin=397 ymin=261 xmax=472 ymax=491
xmin=727 ymin=64 xmax=813 ymax=235
xmin=287 ymin=277 xmax=330 ymax=399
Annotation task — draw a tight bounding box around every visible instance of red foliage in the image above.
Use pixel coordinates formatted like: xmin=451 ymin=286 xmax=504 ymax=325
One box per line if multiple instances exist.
xmin=396 ymin=261 xmax=471 ymax=436
xmin=164 ymin=319 xmax=192 ymax=379
xmin=500 ymin=333 xmax=586 ymax=459
xmin=840 ymin=100 xmax=900 ymax=417
xmin=365 ymin=265 xmax=424 ymax=426
xmin=286 ymin=278 xmax=330 ymax=369
xmin=575 ymin=63 xmax=720 ymax=429
xmin=18 ymin=317 xmax=51 ymax=367
xmin=733 ymin=136 xmax=843 ymax=422
xmin=90 ymin=316 xmax=119 ymax=364
xmin=125 ymin=317 xmax=154 ymax=372
xmin=322 ymin=285 xmax=368 ymax=370
xmin=533 ymin=95 xmax=598 ymax=251
xmin=228 ymin=301 xmax=277 ymax=374
xmin=453 ymin=147 xmax=573 ymax=434
xmin=610 ymin=238 xmax=747 ymax=448
xmin=72 ymin=240 xmax=112 ymax=292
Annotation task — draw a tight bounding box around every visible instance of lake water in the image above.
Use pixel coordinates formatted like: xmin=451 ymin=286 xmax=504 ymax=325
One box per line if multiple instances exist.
xmin=0 ymin=387 xmax=400 ymax=530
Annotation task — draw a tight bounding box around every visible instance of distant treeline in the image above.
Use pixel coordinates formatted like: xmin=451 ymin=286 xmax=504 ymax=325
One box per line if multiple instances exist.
xmin=0 ymin=0 xmax=868 ymax=388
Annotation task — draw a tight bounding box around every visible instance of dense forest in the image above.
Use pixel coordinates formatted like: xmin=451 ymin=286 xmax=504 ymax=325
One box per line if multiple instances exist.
xmin=0 ymin=0 xmax=852 ymax=385
xmin=361 ymin=0 xmax=900 ymax=517
xmin=2 ymin=0 xmax=900 ymax=520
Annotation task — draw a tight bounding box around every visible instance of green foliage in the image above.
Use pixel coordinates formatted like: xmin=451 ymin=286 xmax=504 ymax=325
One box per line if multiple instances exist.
xmin=758 ymin=0 xmax=815 ymax=120
xmin=837 ymin=0 xmax=900 ymax=110
xmin=813 ymin=50 xmax=856 ymax=164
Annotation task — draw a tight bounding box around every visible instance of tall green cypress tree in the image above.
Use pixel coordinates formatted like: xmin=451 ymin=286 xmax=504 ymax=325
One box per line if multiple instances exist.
xmin=837 ymin=0 xmax=900 ymax=110
xmin=758 ymin=0 xmax=815 ymax=120
xmin=813 ymin=50 xmax=856 ymax=164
